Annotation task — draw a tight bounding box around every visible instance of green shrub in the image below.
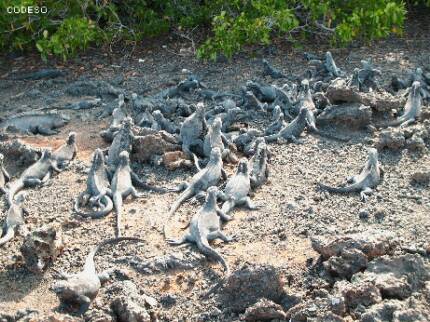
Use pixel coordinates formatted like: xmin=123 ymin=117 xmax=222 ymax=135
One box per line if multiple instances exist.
xmin=0 ymin=0 xmax=425 ymax=61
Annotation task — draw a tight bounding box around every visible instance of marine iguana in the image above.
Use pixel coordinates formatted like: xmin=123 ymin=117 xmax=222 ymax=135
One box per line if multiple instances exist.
xmin=348 ymin=60 xmax=381 ymax=92
xmin=218 ymin=158 xmax=257 ymax=215
xmin=379 ymin=81 xmax=422 ymax=128
xmin=265 ymin=107 xmax=287 ymax=136
xmin=249 ymin=138 xmax=270 ymax=189
xmin=8 ymin=68 xmax=65 ymax=81
xmin=164 ymin=147 xmax=225 ymax=238
xmin=242 ymin=91 xmax=268 ymax=111
xmin=52 ymin=237 xmax=144 ymax=314
xmin=0 ymin=193 xmax=27 ymax=246
xmin=6 ymin=150 xmax=62 ymax=206
xmin=318 ymin=148 xmax=382 ymax=201
xmin=232 ymin=129 xmax=264 ymax=156
xmin=166 ymin=186 xmax=232 ymax=274
xmin=180 ymin=102 xmax=207 ymax=157
xmin=246 ymin=81 xmax=277 ymax=103
xmin=264 ymin=107 xmax=308 ymax=143
xmin=52 ymin=132 xmax=77 ymax=169
xmin=99 ymin=106 xmax=127 ymax=142
xmin=151 ymin=110 xmax=179 ymax=134
xmin=74 ymin=149 xmax=113 ymax=219
xmin=64 ymin=98 xmax=101 ymax=110
xmin=0 ymin=111 xmax=69 ymax=135
xmin=112 ymin=151 xmax=143 ymax=237
xmin=262 ymin=59 xmax=286 ymax=79
xmin=0 ymin=153 xmax=10 ymax=194
xmin=196 ymin=88 xmax=241 ymax=101
xmin=324 ymin=51 xmax=343 ymax=78
xmin=195 ymin=117 xmax=237 ymax=169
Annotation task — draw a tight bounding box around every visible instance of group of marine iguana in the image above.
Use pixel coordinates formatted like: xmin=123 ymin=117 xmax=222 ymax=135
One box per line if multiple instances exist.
xmin=0 ymin=51 xmax=427 ymax=313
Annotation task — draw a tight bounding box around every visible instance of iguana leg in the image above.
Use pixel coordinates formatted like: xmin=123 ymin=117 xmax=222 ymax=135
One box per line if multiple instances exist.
xmin=77 ymin=295 xmax=91 ymax=315
xmin=217 ymin=209 xmax=233 ymax=221
xmin=208 ymin=230 xmax=233 ymax=243
xmin=346 ymin=175 xmax=358 ymax=184
xmin=98 ymin=271 xmax=110 ymax=283
xmin=37 ymin=127 xmax=58 ymax=135
xmin=51 ymin=162 xmax=63 ymax=173
xmin=176 ymin=182 xmax=189 ymax=192
xmin=192 ymin=153 xmax=202 ymax=171
xmin=217 ymin=191 xmax=228 ymax=201
xmin=221 ymin=168 xmax=228 ymax=180
xmin=360 ymin=187 xmax=373 ymax=202
xmin=238 ymin=196 xmax=259 ymax=210
xmin=130 ymin=187 xmax=144 ymax=198
xmin=400 ymin=118 xmax=415 ymax=128
xmin=167 ymin=234 xmax=191 ymax=245
xmin=24 ymin=177 xmax=43 ymax=187
xmin=195 ymin=191 xmax=206 ymax=202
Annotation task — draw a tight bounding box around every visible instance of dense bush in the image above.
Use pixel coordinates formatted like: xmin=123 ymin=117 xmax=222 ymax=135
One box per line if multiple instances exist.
xmin=0 ymin=0 xmax=424 ymax=61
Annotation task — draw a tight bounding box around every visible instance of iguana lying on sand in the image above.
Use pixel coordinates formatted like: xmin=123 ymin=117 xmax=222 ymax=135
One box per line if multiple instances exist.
xmin=164 ymin=147 xmax=225 ymax=238
xmin=52 ymin=237 xmax=144 ymax=314
xmin=318 ymin=148 xmax=383 ymax=201
xmin=219 ymin=158 xmax=258 ymax=215
xmin=52 ymin=132 xmax=77 ymax=169
xmin=0 ymin=153 xmax=10 ymax=194
xmin=0 ymin=193 xmax=27 ymax=246
xmin=379 ymin=81 xmax=422 ymax=128
xmin=111 ymin=151 xmax=143 ymax=237
xmin=6 ymin=150 xmax=62 ymax=206
xmin=74 ymin=149 xmax=113 ymax=219
xmin=0 ymin=111 xmax=69 ymax=135
xmin=262 ymin=59 xmax=286 ymax=79
xmin=167 ymin=186 xmax=232 ymax=274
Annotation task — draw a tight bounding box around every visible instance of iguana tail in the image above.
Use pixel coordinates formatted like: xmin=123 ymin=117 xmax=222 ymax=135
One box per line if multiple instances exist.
xmin=318 ymin=182 xmax=361 ymax=193
xmin=264 ymin=134 xmax=279 ymax=143
xmin=196 ymin=238 xmax=230 ymax=275
xmin=6 ymin=179 xmax=24 ymax=207
xmin=163 ymin=188 xmax=194 ymax=239
xmin=113 ymin=192 xmax=123 ymax=238
xmin=75 ymin=195 xmax=113 ymax=219
xmin=84 ymin=236 xmax=144 ymax=273
xmin=0 ymin=227 xmax=15 ymax=246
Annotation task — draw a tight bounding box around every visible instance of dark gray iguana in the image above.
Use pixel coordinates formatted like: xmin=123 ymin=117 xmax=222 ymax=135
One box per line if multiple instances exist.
xmin=219 ymin=158 xmax=258 ymax=215
xmin=0 ymin=111 xmax=69 ymax=135
xmin=265 ymin=106 xmax=287 ymax=136
xmin=246 ymin=81 xmax=277 ymax=103
xmin=52 ymin=132 xmax=77 ymax=169
xmin=0 ymin=193 xmax=27 ymax=246
xmin=347 ymin=60 xmax=381 ymax=92
xmin=249 ymin=138 xmax=270 ymax=189
xmin=52 ymin=237 xmax=144 ymax=314
xmin=151 ymin=110 xmax=180 ymax=134
xmin=166 ymin=186 xmax=232 ymax=274
xmin=180 ymin=102 xmax=207 ymax=157
xmin=6 ymin=150 xmax=62 ymax=206
xmin=0 ymin=153 xmax=10 ymax=194
xmin=262 ymin=59 xmax=286 ymax=79
xmin=379 ymin=81 xmax=422 ymax=128
xmin=164 ymin=147 xmax=225 ymax=238
xmin=99 ymin=106 xmax=127 ymax=142
xmin=264 ymin=107 xmax=308 ymax=143
xmin=318 ymin=148 xmax=382 ymax=201
xmin=112 ymin=151 xmax=143 ymax=238
xmin=74 ymin=149 xmax=113 ymax=219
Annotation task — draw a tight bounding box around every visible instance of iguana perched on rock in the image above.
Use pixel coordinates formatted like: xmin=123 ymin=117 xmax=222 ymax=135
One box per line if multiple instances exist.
xmin=249 ymin=138 xmax=270 ymax=189
xmin=52 ymin=237 xmax=144 ymax=314
xmin=0 ymin=111 xmax=69 ymax=135
xmin=348 ymin=60 xmax=381 ymax=92
xmin=151 ymin=110 xmax=179 ymax=134
xmin=52 ymin=132 xmax=77 ymax=169
xmin=111 ymin=151 xmax=143 ymax=237
xmin=166 ymin=186 xmax=232 ymax=274
xmin=180 ymin=102 xmax=207 ymax=157
xmin=0 ymin=193 xmax=27 ymax=246
xmin=0 ymin=153 xmax=10 ymax=194
xmin=106 ymin=117 xmax=134 ymax=172
xmin=246 ymin=81 xmax=277 ymax=103
xmin=264 ymin=107 xmax=308 ymax=143
xmin=99 ymin=106 xmax=127 ymax=142
xmin=379 ymin=81 xmax=422 ymax=128
xmin=164 ymin=147 xmax=225 ymax=238
xmin=324 ymin=51 xmax=344 ymax=78
xmin=195 ymin=117 xmax=237 ymax=168
xmin=262 ymin=59 xmax=286 ymax=79
xmin=318 ymin=148 xmax=382 ymax=201
xmin=74 ymin=149 xmax=113 ymax=219
xmin=219 ymin=158 xmax=257 ymax=215
xmin=6 ymin=150 xmax=62 ymax=206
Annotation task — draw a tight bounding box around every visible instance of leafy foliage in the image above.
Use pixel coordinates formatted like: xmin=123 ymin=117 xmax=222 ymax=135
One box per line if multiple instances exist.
xmin=0 ymin=0 xmax=425 ymax=61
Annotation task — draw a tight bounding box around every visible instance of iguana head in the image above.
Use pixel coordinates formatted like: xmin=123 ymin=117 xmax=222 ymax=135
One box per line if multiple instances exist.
xmin=367 ymin=147 xmax=378 ymax=164
xmin=411 ymin=81 xmax=421 ymax=97
xmin=298 ymin=106 xmax=308 ymax=118
xmin=121 ymin=117 xmax=133 ymax=129
xmin=212 ymin=117 xmax=222 ymax=131
xmin=195 ymin=102 xmax=205 ymax=116
xmin=209 ymin=147 xmax=222 ymax=162
xmin=92 ymin=148 xmax=105 ymax=168
xmin=67 ymin=132 xmax=76 ymax=145
xmin=325 ymin=51 xmax=333 ymax=62
xmin=119 ymin=151 xmax=130 ymax=165
xmin=206 ymin=186 xmax=219 ymax=202
xmin=152 ymin=110 xmax=163 ymax=121
xmin=41 ymin=149 xmax=52 ymax=160
xmin=237 ymin=158 xmax=249 ymax=175
xmin=53 ymin=113 xmax=70 ymax=128
xmin=301 ymin=79 xmax=310 ymax=93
